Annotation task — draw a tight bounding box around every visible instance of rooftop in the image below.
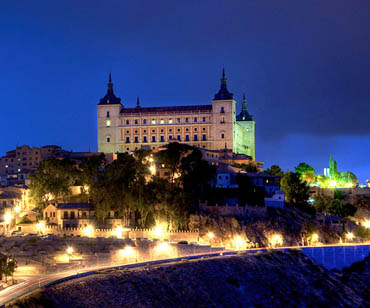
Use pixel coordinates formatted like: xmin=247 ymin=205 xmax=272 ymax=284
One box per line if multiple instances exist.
xmin=57 ymin=203 xmax=94 ymax=210
xmin=120 ymin=104 xmax=212 ymax=114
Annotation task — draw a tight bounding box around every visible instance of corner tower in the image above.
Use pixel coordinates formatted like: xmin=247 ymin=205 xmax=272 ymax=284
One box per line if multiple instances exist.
xmin=97 ymin=73 xmax=123 ymax=153
xmin=211 ymin=69 xmax=237 ymax=152
xmin=235 ymin=93 xmax=255 ymax=159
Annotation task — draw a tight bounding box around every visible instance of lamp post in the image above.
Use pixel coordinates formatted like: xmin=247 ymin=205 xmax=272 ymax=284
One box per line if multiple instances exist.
xmin=67 ymin=247 xmax=73 ymax=263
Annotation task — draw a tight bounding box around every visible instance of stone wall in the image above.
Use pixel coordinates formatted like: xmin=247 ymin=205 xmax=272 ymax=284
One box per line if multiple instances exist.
xmin=29 ymin=225 xmax=200 ymax=242
xmin=302 ymin=244 xmax=370 ymax=270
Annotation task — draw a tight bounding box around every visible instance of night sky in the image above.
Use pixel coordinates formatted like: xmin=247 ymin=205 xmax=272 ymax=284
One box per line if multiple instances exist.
xmin=1 ymin=1 xmax=369 ymax=182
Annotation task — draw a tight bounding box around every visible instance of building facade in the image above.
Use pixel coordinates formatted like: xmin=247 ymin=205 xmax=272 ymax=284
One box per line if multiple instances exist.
xmin=97 ymin=70 xmax=256 ymax=158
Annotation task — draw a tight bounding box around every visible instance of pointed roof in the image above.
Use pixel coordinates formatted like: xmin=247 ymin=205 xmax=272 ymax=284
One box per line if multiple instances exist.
xmin=236 ymin=93 xmax=253 ymax=121
xmin=98 ymin=73 xmax=122 ymax=105
xmin=214 ymin=68 xmax=234 ymax=100
xmin=136 ymin=96 xmax=140 ymax=108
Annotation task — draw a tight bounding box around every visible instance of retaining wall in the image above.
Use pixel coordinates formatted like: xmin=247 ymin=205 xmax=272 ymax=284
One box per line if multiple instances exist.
xmin=302 ymin=244 xmax=370 ymax=270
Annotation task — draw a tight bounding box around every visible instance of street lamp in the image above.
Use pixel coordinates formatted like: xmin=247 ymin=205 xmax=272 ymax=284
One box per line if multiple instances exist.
xmin=67 ymin=247 xmax=73 ymax=263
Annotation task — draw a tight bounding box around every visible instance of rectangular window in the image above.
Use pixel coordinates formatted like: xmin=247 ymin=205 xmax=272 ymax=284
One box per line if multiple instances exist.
xmin=221 ymin=107 xmax=225 ymax=113
xmin=126 ymin=137 xmax=130 ymax=143
xmin=185 ymin=135 xmax=189 ymax=141
xmin=160 ymin=119 xmax=164 ymax=124
xmin=202 ymin=117 xmax=206 ymax=122
xmin=152 ymin=119 xmax=156 ymax=124
xmin=194 ymin=134 xmax=198 ymax=141
xmin=160 ymin=136 xmax=164 ymax=142
xmin=152 ymin=136 xmax=156 ymax=142
xmin=194 ymin=117 xmax=197 ymax=122
xmin=169 ymin=118 xmax=173 ymax=124
xmin=177 ymin=135 xmax=181 ymax=141
xmin=202 ymin=134 xmax=206 ymax=141
xmin=134 ymin=136 xmax=138 ymax=143
xmin=221 ymin=134 xmax=225 ymax=139
xmin=106 ymin=120 xmax=111 ymax=127
xmin=169 ymin=135 xmax=173 ymax=140
xmin=143 ymin=119 xmax=147 ymax=124
xmin=106 ymin=111 xmax=110 ymax=117
xmin=107 ymin=137 xmax=110 ymax=143
xmin=143 ymin=136 xmax=147 ymax=142
xmin=177 ymin=118 xmax=181 ymax=123
xmin=185 ymin=118 xmax=189 ymax=123
xmin=126 ymin=120 xmax=129 ymax=125
xmin=135 ymin=119 xmax=138 ymax=125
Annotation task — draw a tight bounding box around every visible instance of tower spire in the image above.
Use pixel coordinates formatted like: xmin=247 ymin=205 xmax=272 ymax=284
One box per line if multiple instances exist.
xmin=98 ymin=73 xmax=122 ymax=105
xmin=107 ymin=72 xmax=113 ymax=91
xmin=136 ymin=96 xmax=140 ymax=108
xmin=242 ymin=92 xmax=247 ymax=112
xmin=214 ymin=67 xmax=234 ymax=100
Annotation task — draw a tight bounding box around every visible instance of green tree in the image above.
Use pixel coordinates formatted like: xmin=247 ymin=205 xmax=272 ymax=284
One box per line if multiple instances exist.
xmin=280 ymin=172 xmax=310 ymax=205
xmin=339 ymin=171 xmax=358 ymax=187
xmin=295 ymin=162 xmax=316 ymax=184
xmin=78 ymin=154 xmax=106 ymax=193
xmin=91 ymin=153 xmax=148 ymax=223
xmin=329 ymin=155 xmax=334 ymax=178
xmin=326 ymin=199 xmax=357 ymax=217
xmin=313 ymin=195 xmax=329 ymax=212
xmin=29 ymin=158 xmax=77 ymax=209
xmin=2 ymin=256 xmax=17 ymax=284
xmin=265 ymin=165 xmax=284 ymax=177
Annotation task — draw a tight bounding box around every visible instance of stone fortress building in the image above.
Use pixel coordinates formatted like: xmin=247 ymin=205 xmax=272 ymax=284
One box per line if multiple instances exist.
xmin=97 ymin=70 xmax=255 ymax=158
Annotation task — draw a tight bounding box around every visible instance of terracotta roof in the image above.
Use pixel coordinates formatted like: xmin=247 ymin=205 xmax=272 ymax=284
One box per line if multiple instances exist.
xmin=120 ymin=105 xmax=212 ymax=114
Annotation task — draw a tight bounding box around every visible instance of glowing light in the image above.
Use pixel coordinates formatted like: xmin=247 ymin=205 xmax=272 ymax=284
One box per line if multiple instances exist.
xmin=37 ymin=221 xmax=46 ymax=234
xmin=207 ymin=232 xmax=214 ymax=240
xmin=15 ymin=205 xmax=21 ymax=213
xmin=363 ymin=220 xmax=370 ymax=229
xmin=268 ymin=233 xmax=283 ymax=247
xmin=119 ymin=246 xmax=136 ymax=258
xmin=66 ymin=247 xmax=73 ymax=255
xmin=153 ymin=241 xmax=177 ymax=259
xmin=149 ymin=165 xmax=156 ymax=175
xmin=113 ymin=226 xmax=124 ymax=238
xmin=232 ymin=236 xmax=247 ymax=250
xmin=345 ymin=232 xmax=354 ymax=240
xmin=152 ymin=223 xmax=167 ymax=239
xmin=311 ymin=233 xmax=319 ymax=245
xmin=83 ymin=225 xmax=94 ymax=237
xmin=4 ymin=213 xmax=12 ymax=225
xmin=148 ymin=157 xmax=154 ymax=163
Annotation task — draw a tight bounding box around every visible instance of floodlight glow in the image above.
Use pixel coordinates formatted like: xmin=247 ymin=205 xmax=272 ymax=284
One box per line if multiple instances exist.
xmin=4 ymin=213 xmax=12 ymax=224
xmin=268 ymin=233 xmax=283 ymax=247
xmin=37 ymin=221 xmax=46 ymax=234
xmin=66 ymin=247 xmax=73 ymax=255
xmin=119 ymin=246 xmax=136 ymax=258
xmin=83 ymin=225 xmax=94 ymax=237
xmin=15 ymin=205 xmax=21 ymax=213
xmin=113 ymin=226 xmax=124 ymax=238
xmin=363 ymin=220 xmax=370 ymax=229
xmin=345 ymin=232 xmax=354 ymax=240
xmin=207 ymin=232 xmax=214 ymax=239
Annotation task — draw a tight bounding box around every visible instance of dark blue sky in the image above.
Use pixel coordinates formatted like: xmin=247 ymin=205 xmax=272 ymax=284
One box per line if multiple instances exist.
xmin=1 ymin=1 xmax=369 ymax=182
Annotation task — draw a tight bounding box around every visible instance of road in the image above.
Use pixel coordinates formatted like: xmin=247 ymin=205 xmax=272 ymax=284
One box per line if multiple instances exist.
xmin=1 ymin=242 xmax=369 ymax=306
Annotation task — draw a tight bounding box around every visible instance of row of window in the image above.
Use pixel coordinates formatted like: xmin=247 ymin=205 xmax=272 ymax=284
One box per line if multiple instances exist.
xmin=122 ymin=127 xmax=207 ymax=134
xmin=122 ymin=134 xmax=207 ymax=143
xmin=107 ymin=134 xmax=226 ymax=143
xmin=117 ymin=116 xmax=210 ymax=125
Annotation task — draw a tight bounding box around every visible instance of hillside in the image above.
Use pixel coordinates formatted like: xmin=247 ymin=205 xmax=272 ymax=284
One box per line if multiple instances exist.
xmin=9 ymin=250 xmax=370 ymax=308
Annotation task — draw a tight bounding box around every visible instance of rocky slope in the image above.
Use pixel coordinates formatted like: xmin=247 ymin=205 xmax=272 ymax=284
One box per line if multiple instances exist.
xmin=9 ymin=250 xmax=370 ymax=308
xmin=190 ymin=205 xmax=343 ymax=248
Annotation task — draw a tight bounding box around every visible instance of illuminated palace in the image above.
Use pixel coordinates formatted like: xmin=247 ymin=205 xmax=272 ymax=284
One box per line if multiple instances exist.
xmin=97 ymin=70 xmax=255 ymax=158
